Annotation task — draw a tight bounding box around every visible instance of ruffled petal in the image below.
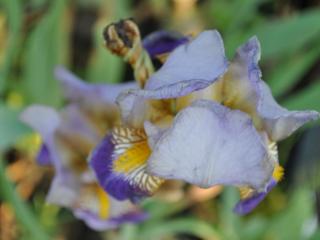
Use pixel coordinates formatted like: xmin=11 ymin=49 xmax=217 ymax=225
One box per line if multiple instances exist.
xmin=222 ymin=37 xmax=319 ymax=141
xmin=142 ymin=30 xmax=189 ymax=58
xmin=123 ymin=30 xmax=227 ymax=100
xmin=233 ymin=178 xmax=277 ymax=215
xmin=90 ymin=127 xmax=163 ymax=202
xmin=147 ymin=100 xmax=274 ymax=190
xmin=257 ymin=81 xmax=319 ymax=141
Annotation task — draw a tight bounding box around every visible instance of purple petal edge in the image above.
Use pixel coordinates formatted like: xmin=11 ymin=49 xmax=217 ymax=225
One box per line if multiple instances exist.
xmin=74 ymin=209 xmax=148 ymax=231
xmin=90 ymin=134 xmax=149 ymax=203
xmin=143 ymin=30 xmax=189 ymax=58
xmin=233 ymin=178 xmax=277 ymax=215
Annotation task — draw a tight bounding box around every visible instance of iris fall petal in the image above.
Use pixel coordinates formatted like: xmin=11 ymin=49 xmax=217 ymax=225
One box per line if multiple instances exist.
xmin=147 ymin=100 xmax=274 ymax=190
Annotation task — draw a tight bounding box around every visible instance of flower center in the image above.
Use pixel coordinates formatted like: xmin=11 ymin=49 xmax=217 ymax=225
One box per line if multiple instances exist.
xmin=113 ymin=141 xmax=151 ymax=173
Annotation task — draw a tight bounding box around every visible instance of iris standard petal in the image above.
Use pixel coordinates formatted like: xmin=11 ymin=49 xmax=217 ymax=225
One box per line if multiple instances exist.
xmin=124 ymin=30 xmax=227 ymax=100
xmin=147 ymin=99 xmax=274 ymax=190
xmin=257 ymin=81 xmax=319 ymax=141
xmin=219 ymin=37 xmax=261 ymax=120
xmin=90 ymin=127 xmax=163 ymax=202
xmin=142 ymin=30 xmax=189 ymax=58
xmin=222 ymin=37 xmax=319 ymax=141
xmin=116 ymin=93 xmax=149 ymax=127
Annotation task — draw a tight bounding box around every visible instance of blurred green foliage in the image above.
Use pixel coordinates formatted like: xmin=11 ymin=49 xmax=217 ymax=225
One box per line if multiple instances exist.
xmin=0 ymin=0 xmax=320 ymax=239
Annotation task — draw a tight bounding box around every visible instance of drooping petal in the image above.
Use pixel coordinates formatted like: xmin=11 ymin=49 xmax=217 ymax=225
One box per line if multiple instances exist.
xmin=21 ymin=104 xmax=97 ymax=174
xmin=74 ymin=209 xmax=147 ymax=231
xmin=221 ymin=37 xmax=319 ymax=141
xmin=20 ymin=105 xmax=60 ymax=140
xmin=90 ymin=127 xmax=163 ymax=202
xmin=55 ymin=66 xmax=138 ymax=132
xmin=59 ymin=104 xmax=99 ymax=141
xmin=147 ymin=100 xmax=274 ymax=190
xmin=123 ymin=30 xmax=227 ymax=100
xmin=142 ymin=30 xmax=189 ymax=58
xmin=20 ymin=105 xmax=64 ymax=171
xmin=233 ymin=178 xmax=277 ymax=215
xmin=47 ymin=172 xmax=146 ymax=230
xmin=54 ymin=66 xmax=137 ymax=104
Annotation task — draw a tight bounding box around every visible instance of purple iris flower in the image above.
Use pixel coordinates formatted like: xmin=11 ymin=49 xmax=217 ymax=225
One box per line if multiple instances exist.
xmin=20 ymin=67 xmax=147 ymax=230
xmin=90 ymin=29 xmax=319 ymax=215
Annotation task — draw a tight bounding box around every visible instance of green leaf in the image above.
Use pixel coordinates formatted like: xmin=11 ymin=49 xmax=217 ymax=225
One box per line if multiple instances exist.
xmin=255 ymin=9 xmax=320 ymax=59
xmin=281 ymin=81 xmax=320 ymax=112
xmin=0 ymin=0 xmax=23 ymax=93
xmin=140 ymin=218 xmax=220 ymax=240
xmin=0 ymin=158 xmax=50 ymax=240
xmin=265 ymin=189 xmax=313 ymax=240
xmin=267 ymin=46 xmax=320 ymax=97
xmin=240 ymin=216 xmax=269 ymax=240
xmin=142 ymin=198 xmax=189 ymax=220
xmin=21 ymin=0 xmax=66 ymax=106
xmin=219 ymin=187 xmax=242 ymax=240
xmin=118 ymin=224 xmax=139 ymax=240
xmin=225 ymin=9 xmax=320 ymax=60
xmin=86 ymin=0 xmax=130 ymax=83
xmin=86 ymin=22 xmax=124 ymax=84
xmin=0 ymin=104 xmax=30 ymax=150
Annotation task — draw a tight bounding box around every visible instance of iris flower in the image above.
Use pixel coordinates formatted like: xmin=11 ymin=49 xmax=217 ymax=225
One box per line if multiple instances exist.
xmin=20 ymin=67 xmax=146 ymax=230
xmin=91 ymin=29 xmax=319 ymax=214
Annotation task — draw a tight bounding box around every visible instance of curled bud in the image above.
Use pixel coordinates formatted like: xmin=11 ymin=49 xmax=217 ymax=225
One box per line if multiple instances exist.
xmin=103 ymin=19 xmax=154 ymax=87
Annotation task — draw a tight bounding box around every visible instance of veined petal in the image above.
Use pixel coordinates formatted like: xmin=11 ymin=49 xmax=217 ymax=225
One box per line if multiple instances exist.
xmin=142 ymin=30 xmax=189 ymax=58
xmin=90 ymin=127 xmax=164 ymax=202
xmin=125 ymin=30 xmax=228 ymax=99
xmin=147 ymin=100 xmax=274 ymax=190
xmin=222 ymin=37 xmax=319 ymax=141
